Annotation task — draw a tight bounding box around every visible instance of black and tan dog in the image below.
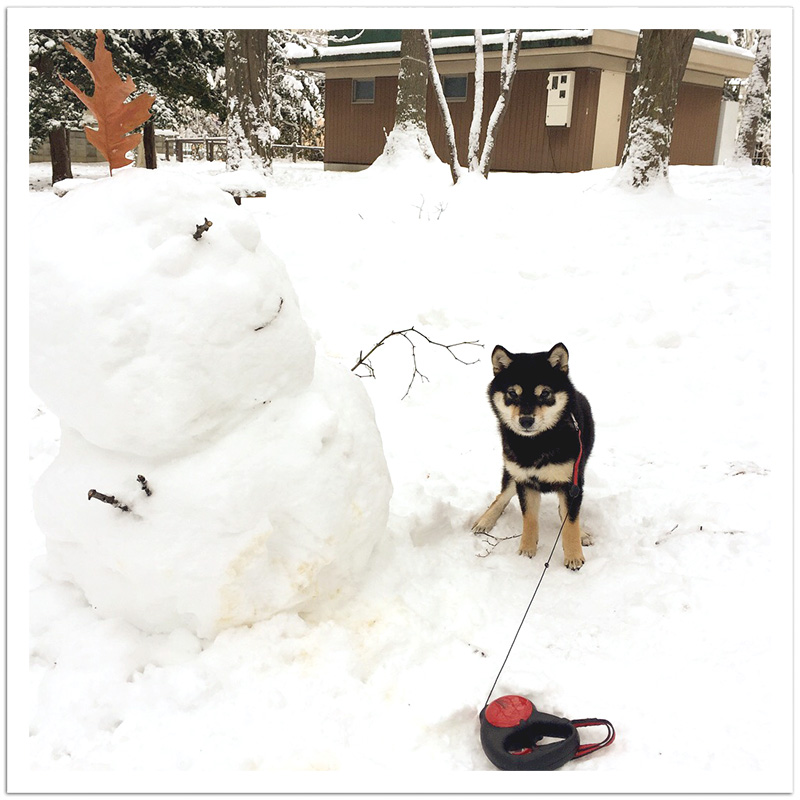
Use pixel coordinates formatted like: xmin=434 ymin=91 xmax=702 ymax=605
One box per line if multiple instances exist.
xmin=472 ymin=343 xmax=594 ymax=570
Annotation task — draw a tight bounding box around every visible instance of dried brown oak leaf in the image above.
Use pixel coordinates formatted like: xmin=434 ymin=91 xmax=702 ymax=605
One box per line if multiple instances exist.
xmin=60 ymin=29 xmax=155 ymax=174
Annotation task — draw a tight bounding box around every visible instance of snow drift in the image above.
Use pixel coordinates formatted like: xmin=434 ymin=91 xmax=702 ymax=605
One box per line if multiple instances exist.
xmin=29 ymin=169 xmax=392 ymax=638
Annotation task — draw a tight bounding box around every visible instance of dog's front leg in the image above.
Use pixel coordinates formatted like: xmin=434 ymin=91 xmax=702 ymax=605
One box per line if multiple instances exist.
xmin=558 ymin=491 xmax=585 ymax=570
xmin=517 ymin=485 xmax=541 ymax=558
xmin=472 ymin=471 xmax=515 ymax=534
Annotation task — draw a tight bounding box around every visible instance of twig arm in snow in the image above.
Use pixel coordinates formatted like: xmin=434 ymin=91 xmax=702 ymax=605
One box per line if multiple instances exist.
xmin=193 ymin=218 xmax=213 ymax=240
xmin=352 ymin=326 xmax=483 ymax=399
xmin=88 ymin=489 xmax=131 ymax=513
xmin=137 ymin=475 xmax=152 ymax=496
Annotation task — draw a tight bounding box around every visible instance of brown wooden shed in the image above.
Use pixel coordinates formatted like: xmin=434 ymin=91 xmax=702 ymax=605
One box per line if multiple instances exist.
xmin=295 ymin=29 xmax=754 ymax=173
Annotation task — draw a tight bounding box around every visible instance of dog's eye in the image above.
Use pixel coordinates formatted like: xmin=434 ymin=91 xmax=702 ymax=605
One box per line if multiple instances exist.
xmin=540 ymin=388 xmax=552 ymax=400
xmin=506 ymin=388 xmax=518 ymax=400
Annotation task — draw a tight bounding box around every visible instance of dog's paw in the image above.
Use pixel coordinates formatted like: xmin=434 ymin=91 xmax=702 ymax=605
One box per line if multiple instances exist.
xmin=472 ymin=516 xmax=496 ymax=534
xmin=564 ymin=554 xmax=585 ymax=571
xmin=518 ymin=545 xmax=538 ymax=558
xmin=581 ymin=530 xmax=594 ymax=547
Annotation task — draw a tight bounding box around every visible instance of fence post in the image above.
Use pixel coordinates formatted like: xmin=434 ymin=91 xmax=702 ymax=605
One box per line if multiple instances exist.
xmin=144 ymin=120 xmax=157 ymax=169
xmin=176 ymin=139 xmax=183 ymax=163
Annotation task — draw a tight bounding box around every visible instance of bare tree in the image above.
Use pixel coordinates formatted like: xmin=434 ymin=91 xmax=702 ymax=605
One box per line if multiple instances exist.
xmin=225 ymin=29 xmax=273 ymax=172
xmin=478 ymin=29 xmax=523 ymax=176
xmin=618 ymin=29 xmax=697 ymax=188
xmin=423 ymin=29 xmax=462 ymax=183
xmin=467 ymin=29 xmax=485 ymax=172
xmin=424 ymin=29 xmax=523 ymax=183
xmin=734 ymin=30 xmax=771 ymax=164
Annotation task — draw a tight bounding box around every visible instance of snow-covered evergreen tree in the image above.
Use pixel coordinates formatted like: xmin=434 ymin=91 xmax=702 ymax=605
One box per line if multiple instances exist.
xmin=225 ymin=29 xmax=322 ymax=173
xmin=29 ymin=29 xmax=97 ymax=156
xmin=268 ymin=29 xmax=323 ymax=148
xmin=225 ymin=30 xmax=273 ymax=173
xmin=29 ymin=28 xmax=226 ymax=154
xmin=103 ymin=29 xmax=225 ymax=133
xmin=30 ymin=28 xmax=322 ymax=171
xmin=733 ymin=30 xmax=771 ymax=165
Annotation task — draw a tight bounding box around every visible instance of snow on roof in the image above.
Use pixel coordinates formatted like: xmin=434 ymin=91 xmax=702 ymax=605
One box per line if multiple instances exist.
xmin=313 ymin=29 xmax=592 ymax=59
xmin=297 ymin=28 xmax=754 ymax=64
xmin=605 ymin=28 xmax=753 ymax=61
xmin=692 ymin=35 xmax=755 ymax=61
xmin=285 ymin=41 xmax=319 ymax=59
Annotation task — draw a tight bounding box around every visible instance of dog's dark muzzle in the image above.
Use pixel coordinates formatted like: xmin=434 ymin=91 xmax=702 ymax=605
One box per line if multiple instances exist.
xmin=518 ymin=416 xmax=535 ymax=430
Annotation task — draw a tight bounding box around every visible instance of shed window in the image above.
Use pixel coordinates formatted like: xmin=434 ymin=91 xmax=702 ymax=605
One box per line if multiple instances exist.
xmin=352 ymin=78 xmax=375 ymax=103
xmin=443 ymin=75 xmax=468 ymax=102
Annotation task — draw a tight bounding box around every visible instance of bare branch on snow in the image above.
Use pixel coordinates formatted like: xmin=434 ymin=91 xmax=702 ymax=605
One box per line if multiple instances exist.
xmin=352 ymin=326 xmax=483 ymax=399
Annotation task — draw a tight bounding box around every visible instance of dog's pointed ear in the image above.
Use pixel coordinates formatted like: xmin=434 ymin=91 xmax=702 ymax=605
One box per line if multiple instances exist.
xmin=547 ymin=343 xmax=569 ymax=373
xmin=492 ymin=345 xmax=514 ymax=375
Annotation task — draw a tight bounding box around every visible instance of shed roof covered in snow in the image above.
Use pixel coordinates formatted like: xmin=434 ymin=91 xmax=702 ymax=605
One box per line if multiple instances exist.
xmin=295 ymin=29 xmax=754 ymax=83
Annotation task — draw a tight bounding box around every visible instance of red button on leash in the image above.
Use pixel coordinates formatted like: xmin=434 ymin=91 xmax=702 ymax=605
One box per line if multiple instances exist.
xmin=484 ymin=695 xmax=534 ymax=728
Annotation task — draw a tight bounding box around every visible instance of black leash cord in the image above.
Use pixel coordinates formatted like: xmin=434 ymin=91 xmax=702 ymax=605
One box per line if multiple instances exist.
xmin=483 ymin=512 xmax=569 ymax=708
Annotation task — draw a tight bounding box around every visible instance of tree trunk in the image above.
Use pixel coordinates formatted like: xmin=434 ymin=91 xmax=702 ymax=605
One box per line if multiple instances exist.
xmin=423 ymin=30 xmax=463 ymax=184
xmin=618 ymin=29 xmax=697 ymax=188
xmin=467 ymin=30 xmax=485 ymax=171
xmin=734 ymin=30 xmax=770 ymax=163
xmin=143 ymin=119 xmax=157 ymax=169
xmin=49 ymin=124 xmax=72 ymax=184
xmin=425 ymin=29 xmax=522 ymax=182
xmin=382 ymin=29 xmax=436 ymax=160
xmin=395 ymin=30 xmax=428 ymax=131
xmin=224 ymin=29 xmax=273 ymax=173
xmin=478 ymin=30 xmax=523 ymax=177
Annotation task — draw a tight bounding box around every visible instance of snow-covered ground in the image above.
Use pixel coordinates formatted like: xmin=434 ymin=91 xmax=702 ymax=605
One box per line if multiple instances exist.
xmin=17 ymin=156 xmax=792 ymax=793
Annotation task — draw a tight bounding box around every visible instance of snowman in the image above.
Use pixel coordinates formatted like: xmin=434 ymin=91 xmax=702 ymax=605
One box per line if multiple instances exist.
xmin=30 ymin=168 xmax=392 ymax=638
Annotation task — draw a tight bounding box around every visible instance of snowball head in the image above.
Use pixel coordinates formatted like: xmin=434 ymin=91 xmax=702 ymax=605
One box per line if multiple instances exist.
xmin=30 ymin=169 xmax=315 ymax=459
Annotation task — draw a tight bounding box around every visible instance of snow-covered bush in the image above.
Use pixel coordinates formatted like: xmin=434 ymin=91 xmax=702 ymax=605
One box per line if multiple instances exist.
xmin=30 ymin=169 xmax=392 ymax=638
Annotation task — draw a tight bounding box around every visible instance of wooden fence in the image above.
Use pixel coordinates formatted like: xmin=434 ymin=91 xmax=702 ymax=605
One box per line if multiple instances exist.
xmin=165 ymin=138 xmax=324 ymax=163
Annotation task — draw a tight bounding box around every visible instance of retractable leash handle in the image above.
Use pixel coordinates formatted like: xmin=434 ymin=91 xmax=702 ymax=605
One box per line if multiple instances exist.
xmin=480 ymin=696 xmax=579 ymax=771
xmin=479 ymin=696 xmax=615 ymax=771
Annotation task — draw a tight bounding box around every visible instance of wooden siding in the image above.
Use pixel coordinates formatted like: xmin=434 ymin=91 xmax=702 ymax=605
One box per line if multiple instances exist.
xmin=326 ymin=68 xmax=720 ymax=172
xmin=616 ymin=74 xmax=722 ymax=166
xmin=326 ymin=69 xmax=600 ymax=172
xmin=491 ymin=68 xmax=600 ymax=172
xmin=670 ymin=83 xmax=722 ymax=165
xmin=325 ymin=76 xmax=397 ymax=165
